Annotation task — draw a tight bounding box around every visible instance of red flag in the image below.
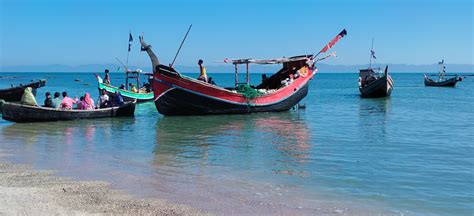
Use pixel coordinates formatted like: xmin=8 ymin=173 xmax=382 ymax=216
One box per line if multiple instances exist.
xmin=319 ymin=29 xmax=347 ymax=54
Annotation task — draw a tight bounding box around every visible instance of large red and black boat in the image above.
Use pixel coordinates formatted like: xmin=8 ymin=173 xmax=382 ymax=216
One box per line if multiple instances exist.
xmin=139 ymin=29 xmax=346 ymax=116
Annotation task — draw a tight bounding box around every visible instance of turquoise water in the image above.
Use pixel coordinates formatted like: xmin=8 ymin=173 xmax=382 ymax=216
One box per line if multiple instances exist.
xmin=1 ymin=72 xmax=473 ymax=215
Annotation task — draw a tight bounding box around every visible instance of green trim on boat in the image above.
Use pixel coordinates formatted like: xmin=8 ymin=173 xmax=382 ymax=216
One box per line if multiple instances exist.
xmin=98 ymin=82 xmax=154 ymax=100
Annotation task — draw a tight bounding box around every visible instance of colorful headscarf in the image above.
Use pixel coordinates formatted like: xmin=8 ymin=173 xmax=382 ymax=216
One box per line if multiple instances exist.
xmin=84 ymin=93 xmax=94 ymax=109
xmin=20 ymin=87 xmax=38 ymax=106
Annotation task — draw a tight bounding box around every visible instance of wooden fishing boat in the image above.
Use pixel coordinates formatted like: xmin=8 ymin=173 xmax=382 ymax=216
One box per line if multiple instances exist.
xmin=358 ymin=40 xmax=393 ymax=98
xmin=424 ymin=60 xmax=462 ymax=87
xmin=424 ymin=75 xmax=461 ymax=87
xmin=151 ymin=60 xmax=313 ymax=115
xmin=139 ymin=29 xmax=346 ymax=116
xmin=359 ymin=66 xmax=393 ymax=98
xmin=0 ymin=79 xmax=46 ymax=102
xmin=96 ymin=70 xmax=154 ymax=102
xmin=1 ymin=101 xmax=136 ymax=123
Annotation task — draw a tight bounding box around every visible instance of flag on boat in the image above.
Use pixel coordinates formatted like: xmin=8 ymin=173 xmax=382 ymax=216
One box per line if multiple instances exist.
xmin=439 ymin=60 xmax=444 ymax=65
xmin=371 ymin=50 xmax=376 ymax=59
xmin=128 ymin=32 xmax=133 ymax=52
xmin=94 ymin=73 xmax=103 ymax=83
xmin=319 ymin=29 xmax=347 ymax=54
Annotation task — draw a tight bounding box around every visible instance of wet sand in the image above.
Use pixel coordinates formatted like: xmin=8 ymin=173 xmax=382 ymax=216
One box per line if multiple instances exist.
xmin=0 ymin=160 xmax=207 ymax=215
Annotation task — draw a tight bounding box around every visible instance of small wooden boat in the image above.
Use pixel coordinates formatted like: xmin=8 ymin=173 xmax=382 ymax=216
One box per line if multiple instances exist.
xmin=96 ymin=70 xmax=154 ymax=102
xmin=359 ymin=66 xmax=393 ymax=98
xmin=1 ymin=101 xmax=136 ymax=123
xmin=424 ymin=60 xmax=462 ymax=87
xmin=0 ymin=79 xmax=46 ymax=102
xmin=358 ymin=40 xmax=393 ymax=98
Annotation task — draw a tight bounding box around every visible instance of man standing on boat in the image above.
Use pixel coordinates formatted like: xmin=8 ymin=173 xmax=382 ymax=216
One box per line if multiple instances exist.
xmin=197 ymin=59 xmax=208 ymax=82
xmin=104 ymin=69 xmax=111 ymax=85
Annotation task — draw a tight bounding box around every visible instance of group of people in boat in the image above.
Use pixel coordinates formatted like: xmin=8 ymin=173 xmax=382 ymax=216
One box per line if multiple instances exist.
xmin=103 ymin=69 xmax=153 ymax=93
xmin=19 ymin=87 xmax=124 ymax=110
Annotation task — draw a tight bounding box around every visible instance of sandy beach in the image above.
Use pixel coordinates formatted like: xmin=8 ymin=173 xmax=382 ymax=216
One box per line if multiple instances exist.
xmin=0 ymin=160 xmax=206 ymax=216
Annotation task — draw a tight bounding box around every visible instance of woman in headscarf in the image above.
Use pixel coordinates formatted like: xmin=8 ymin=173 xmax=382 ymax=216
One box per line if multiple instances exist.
xmin=83 ymin=93 xmax=95 ymax=110
xmin=76 ymin=96 xmax=86 ymax=110
xmin=20 ymin=87 xmax=38 ymax=106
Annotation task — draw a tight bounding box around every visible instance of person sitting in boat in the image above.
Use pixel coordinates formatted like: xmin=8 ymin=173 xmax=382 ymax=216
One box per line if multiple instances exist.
xmin=208 ymin=77 xmax=216 ymax=85
xmin=51 ymin=92 xmax=62 ymax=108
xmin=119 ymin=84 xmax=126 ymax=90
xmin=43 ymin=92 xmax=53 ymax=108
xmin=143 ymin=82 xmax=152 ymax=92
xmin=83 ymin=93 xmax=95 ymax=110
xmin=76 ymin=96 xmax=86 ymax=110
xmin=97 ymin=89 xmax=110 ymax=108
xmin=20 ymin=87 xmax=38 ymax=106
xmin=60 ymin=91 xmax=78 ymax=110
xmin=131 ymin=84 xmax=138 ymax=93
xmin=113 ymin=91 xmax=124 ymax=106
xmin=197 ymin=59 xmax=208 ymax=82
xmin=104 ymin=69 xmax=111 ymax=85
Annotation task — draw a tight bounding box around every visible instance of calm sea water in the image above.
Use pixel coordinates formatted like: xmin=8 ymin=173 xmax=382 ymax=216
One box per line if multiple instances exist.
xmin=1 ymin=72 xmax=473 ymax=215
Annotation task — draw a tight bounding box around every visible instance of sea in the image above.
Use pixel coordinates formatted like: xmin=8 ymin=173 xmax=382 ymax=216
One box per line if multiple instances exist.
xmin=0 ymin=72 xmax=473 ymax=215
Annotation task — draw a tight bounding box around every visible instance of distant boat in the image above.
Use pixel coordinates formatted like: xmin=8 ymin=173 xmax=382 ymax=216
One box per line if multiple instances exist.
xmin=359 ymin=66 xmax=393 ymax=98
xmin=424 ymin=60 xmax=462 ymax=87
xmin=0 ymin=79 xmax=46 ymax=102
xmin=1 ymin=101 xmax=136 ymax=123
xmin=95 ymin=70 xmax=154 ymax=103
xmin=358 ymin=40 xmax=393 ymax=98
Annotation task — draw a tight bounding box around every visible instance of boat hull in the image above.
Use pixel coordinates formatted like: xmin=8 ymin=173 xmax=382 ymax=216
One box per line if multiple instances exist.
xmin=98 ymin=82 xmax=153 ymax=103
xmin=155 ymin=83 xmax=309 ymax=115
xmin=152 ymin=64 xmax=314 ymax=116
xmin=424 ymin=76 xmax=460 ymax=87
xmin=0 ymin=80 xmax=46 ymax=102
xmin=359 ymin=74 xmax=393 ymax=98
xmin=1 ymin=101 xmax=136 ymax=123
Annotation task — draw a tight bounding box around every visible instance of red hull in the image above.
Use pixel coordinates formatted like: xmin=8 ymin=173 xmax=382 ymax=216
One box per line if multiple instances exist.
xmin=152 ymin=64 xmax=315 ymax=116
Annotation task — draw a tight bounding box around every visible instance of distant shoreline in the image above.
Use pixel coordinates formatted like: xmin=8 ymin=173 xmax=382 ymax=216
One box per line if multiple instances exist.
xmin=1 ymin=71 xmax=474 ymax=74
xmin=1 ymin=63 xmax=472 ymax=73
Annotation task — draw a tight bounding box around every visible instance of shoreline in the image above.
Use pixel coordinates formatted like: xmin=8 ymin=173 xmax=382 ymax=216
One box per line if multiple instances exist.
xmin=0 ymin=158 xmax=400 ymax=216
xmin=0 ymin=158 xmax=206 ymax=215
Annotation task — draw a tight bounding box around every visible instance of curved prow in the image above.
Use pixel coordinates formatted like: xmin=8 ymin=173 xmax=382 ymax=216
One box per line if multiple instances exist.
xmin=139 ymin=35 xmax=160 ymax=73
xmin=384 ymin=65 xmax=388 ymax=77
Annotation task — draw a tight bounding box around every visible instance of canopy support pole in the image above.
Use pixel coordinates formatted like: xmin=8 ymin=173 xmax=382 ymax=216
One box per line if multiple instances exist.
xmin=246 ymin=63 xmax=249 ymax=85
xmin=234 ymin=64 xmax=238 ymax=87
xmin=126 ymin=72 xmax=129 ymax=90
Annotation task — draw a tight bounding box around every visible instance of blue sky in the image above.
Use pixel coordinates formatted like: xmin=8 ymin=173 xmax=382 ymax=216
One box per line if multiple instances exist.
xmin=0 ymin=0 xmax=472 ymax=68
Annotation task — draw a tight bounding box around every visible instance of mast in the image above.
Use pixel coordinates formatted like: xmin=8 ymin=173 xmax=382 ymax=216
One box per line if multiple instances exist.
xmin=170 ymin=25 xmax=192 ymax=67
xmin=438 ymin=60 xmax=446 ymax=81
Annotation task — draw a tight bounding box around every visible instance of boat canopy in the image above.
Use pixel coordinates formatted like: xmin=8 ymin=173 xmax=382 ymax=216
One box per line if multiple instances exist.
xmin=224 ymin=55 xmax=313 ymax=87
xmin=224 ymin=55 xmax=313 ymax=65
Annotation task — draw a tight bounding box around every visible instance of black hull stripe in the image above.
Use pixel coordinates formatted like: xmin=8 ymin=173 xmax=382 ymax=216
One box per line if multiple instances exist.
xmin=155 ymin=83 xmax=309 ymax=116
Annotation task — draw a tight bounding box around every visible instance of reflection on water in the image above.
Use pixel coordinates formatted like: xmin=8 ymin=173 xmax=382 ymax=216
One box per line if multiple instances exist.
xmin=358 ymin=98 xmax=391 ymax=137
xmin=153 ymin=112 xmax=311 ymax=178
